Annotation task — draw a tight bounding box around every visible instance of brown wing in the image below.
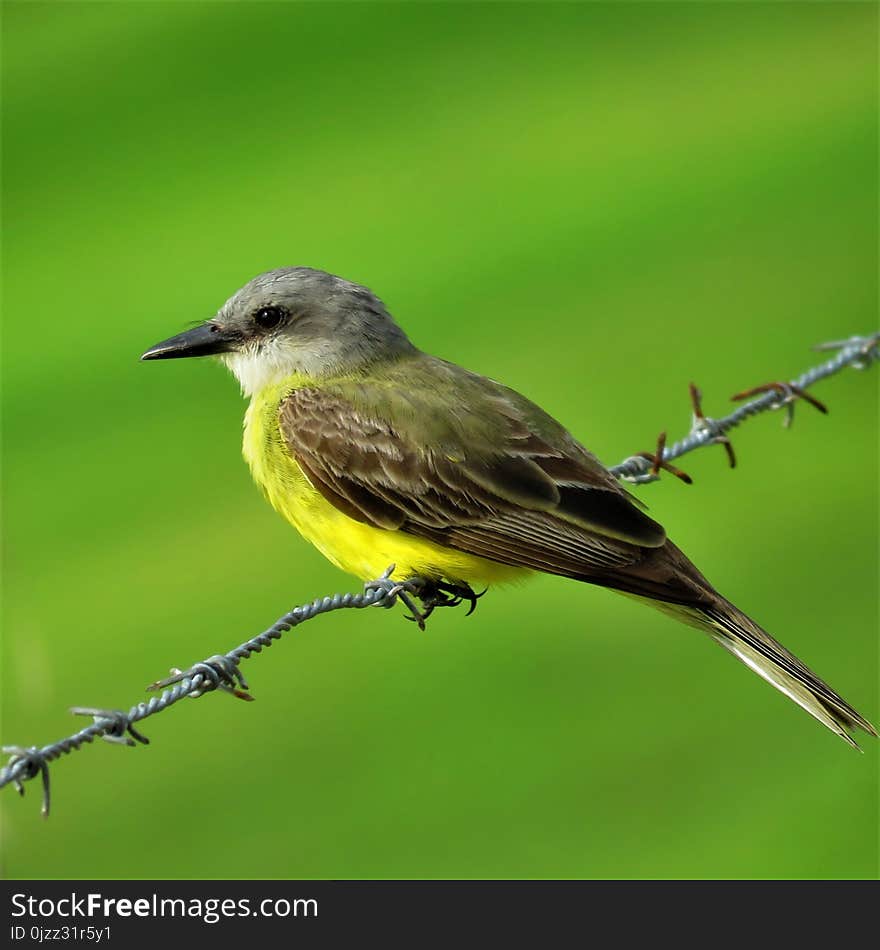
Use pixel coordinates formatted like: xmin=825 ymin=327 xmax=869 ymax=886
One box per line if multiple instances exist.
xmin=278 ymin=377 xmax=669 ymax=580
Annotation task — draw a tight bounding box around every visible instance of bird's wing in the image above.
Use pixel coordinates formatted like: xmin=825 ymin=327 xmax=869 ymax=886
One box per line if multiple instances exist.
xmin=278 ymin=373 xmax=667 ymax=578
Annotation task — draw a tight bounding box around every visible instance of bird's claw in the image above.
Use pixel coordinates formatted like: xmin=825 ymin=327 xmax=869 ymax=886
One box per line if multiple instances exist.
xmin=412 ymin=579 xmax=487 ymax=624
xmin=438 ymin=581 xmax=487 ymax=617
xmin=365 ymin=568 xmax=487 ymax=630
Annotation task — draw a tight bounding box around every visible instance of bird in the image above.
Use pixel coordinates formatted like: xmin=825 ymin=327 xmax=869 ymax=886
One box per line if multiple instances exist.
xmin=142 ymin=266 xmax=876 ymax=749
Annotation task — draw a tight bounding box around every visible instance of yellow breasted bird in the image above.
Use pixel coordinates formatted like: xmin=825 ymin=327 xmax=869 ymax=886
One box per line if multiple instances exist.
xmin=142 ymin=267 xmax=876 ymax=748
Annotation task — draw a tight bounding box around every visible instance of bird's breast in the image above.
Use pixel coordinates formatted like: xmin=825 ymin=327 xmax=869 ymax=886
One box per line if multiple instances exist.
xmin=242 ymin=379 xmax=320 ymax=532
xmin=240 ymin=379 xmax=528 ymax=586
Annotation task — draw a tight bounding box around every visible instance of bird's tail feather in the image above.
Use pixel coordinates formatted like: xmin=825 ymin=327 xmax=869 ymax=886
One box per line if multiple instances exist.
xmin=690 ymin=599 xmax=876 ymax=749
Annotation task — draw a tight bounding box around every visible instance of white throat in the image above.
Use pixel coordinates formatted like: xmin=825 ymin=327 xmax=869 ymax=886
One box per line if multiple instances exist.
xmin=222 ymin=349 xmax=292 ymax=398
xmin=221 ymin=337 xmax=347 ymax=397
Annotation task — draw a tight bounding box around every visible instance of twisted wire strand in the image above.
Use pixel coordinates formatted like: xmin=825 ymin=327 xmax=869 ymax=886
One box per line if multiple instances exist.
xmin=2 ymin=333 xmax=877 ymax=815
xmin=1 ymin=584 xmax=395 ymax=816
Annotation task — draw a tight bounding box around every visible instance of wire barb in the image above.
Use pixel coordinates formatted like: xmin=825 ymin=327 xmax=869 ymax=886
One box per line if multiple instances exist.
xmin=147 ymin=655 xmax=253 ymax=701
xmin=69 ymin=708 xmax=150 ymax=746
xmin=813 ymin=331 xmax=879 ymax=369
xmin=689 ymin=382 xmax=736 ymax=468
xmin=365 ymin=568 xmax=431 ymax=629
xmin=631 ymin=430 xmax=694 ymax=485
xmin=1 ymin=331 xmax=877 ymax=814
xmin=730 ymin=381 xmax=828 ymax=429
xmin=2 ymin=746 xmax=51 ymax=818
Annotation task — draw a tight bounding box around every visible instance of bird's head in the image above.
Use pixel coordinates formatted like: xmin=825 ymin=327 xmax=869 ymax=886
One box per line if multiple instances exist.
xmin=141 ymin=267 xmax=416 ymax=396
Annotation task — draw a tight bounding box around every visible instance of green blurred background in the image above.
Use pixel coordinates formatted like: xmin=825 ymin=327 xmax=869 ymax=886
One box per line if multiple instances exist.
xmin=2 ymin=1 xmax=877 ymax=880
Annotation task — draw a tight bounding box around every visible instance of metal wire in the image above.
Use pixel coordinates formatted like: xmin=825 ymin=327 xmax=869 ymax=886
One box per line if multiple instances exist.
xmin=610 ymin=333 xmax=878 ymax=482
xmin=2 ymin=333 xmax=877 ymax=815
xmin=1 ymin=579 xmax=399 ymax=816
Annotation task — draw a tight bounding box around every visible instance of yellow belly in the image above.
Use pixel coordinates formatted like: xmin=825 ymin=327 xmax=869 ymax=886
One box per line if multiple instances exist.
xmin=242 ymin=379 xmax=528 ymax=585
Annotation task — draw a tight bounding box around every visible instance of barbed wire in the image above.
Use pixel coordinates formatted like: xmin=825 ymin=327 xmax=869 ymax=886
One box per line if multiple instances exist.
xmin=610 ymin=333 xmax=878 ymax=483
xmin=2 ymin=332 xmax=878 ymax=816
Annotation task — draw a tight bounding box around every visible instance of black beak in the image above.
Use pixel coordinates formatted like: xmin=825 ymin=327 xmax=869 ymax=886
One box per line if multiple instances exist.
xmin=141 ymin=323 xmax=238 ymax=361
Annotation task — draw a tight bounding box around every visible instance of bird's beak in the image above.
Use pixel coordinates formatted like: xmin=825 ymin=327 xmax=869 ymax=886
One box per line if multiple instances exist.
xmin=140 ymin=322 xmax=238 ymax=361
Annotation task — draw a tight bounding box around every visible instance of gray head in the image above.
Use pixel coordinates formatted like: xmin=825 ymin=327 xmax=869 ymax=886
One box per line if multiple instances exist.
xmin=141 ymin=267 xmax=416 ymax=395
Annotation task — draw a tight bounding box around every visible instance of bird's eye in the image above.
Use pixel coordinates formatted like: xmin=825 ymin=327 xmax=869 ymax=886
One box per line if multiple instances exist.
xmin=253 ymin=305 xmax=286 ymax=330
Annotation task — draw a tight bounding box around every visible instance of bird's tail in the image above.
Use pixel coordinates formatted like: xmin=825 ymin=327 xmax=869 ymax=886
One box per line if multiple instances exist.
xmin=680 ymin=597 xmax=877 ymax=749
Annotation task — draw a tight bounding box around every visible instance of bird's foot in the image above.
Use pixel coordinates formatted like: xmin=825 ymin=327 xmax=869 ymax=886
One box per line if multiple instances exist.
xmin=417 ymin=580 xmax=487 ymax=619
xmin=364 ymin=567 xmax=486 ymax=630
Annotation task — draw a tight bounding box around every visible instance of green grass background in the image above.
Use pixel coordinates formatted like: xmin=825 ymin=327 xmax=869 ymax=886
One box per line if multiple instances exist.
xmin=2 ymin=1 xmax=877 ymax=880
